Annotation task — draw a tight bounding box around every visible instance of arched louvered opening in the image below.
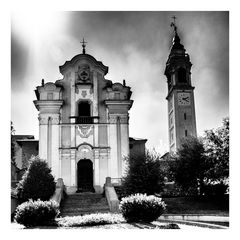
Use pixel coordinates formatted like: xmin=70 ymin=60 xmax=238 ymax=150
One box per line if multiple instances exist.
xmin=178 ymin=67 xmax=187 ymax=83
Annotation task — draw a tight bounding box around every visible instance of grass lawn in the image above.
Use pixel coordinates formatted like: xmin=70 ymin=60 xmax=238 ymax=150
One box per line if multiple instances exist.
xmin=162 ymin=195 xmax=229 ymax=215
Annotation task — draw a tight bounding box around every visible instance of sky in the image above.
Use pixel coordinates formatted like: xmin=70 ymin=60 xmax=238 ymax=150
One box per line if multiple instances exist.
xmin=11 ymin=11 xmax=229 ymax=155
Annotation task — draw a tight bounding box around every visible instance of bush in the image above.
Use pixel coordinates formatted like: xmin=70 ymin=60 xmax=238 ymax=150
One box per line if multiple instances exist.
xmin=16 ymin=156 xmax=56 ymax=202
xmin=14 ymin=199 xmax=60 ymax=227
xmin=122 ymin=151 xmax=165 ymax=196
xmin=119 ymin=193 xmax=166 ymax=223
xmin=203 ymin=183 xmax=228 ymax=196
xmin=57 ymin=213 xmax=124 ymax=227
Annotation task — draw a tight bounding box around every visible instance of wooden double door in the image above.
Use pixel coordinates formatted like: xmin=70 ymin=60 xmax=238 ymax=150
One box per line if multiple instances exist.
xmin=77 ymin=159 xmax=94 ymax=192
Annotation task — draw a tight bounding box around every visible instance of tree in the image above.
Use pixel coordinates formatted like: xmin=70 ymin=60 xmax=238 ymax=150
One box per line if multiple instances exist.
xmin=170 ymin=137 xmax=207 ymax=195
xmin=121 ymin=151 xmax=165 ymax=196
xmin=16 ymin=156 xmax=56 ymax=202
xmin=203 ymin=117 xmax=229 ymax=182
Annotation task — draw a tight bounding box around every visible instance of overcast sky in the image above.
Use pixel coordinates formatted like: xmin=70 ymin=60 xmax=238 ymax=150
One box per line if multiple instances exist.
xmin=11 ymin=11 xmax=229 ymax=154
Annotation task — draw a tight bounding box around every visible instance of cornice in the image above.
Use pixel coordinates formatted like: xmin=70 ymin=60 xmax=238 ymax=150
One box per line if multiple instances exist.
xmin=59 ymin=53 xmax=108 ymax=75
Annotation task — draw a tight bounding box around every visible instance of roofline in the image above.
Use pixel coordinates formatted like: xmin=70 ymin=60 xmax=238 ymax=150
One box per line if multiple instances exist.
xmin=59 ymin=53 xmax=109 ymax=75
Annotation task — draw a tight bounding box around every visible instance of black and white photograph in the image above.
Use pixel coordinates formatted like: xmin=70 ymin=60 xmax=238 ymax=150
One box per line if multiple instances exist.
xmin=3 ymin=1 xmax=237 ymax=237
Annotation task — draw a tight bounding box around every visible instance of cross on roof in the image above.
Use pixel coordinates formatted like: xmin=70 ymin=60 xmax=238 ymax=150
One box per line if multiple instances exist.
xmin=170 ymin=16 xmax=178 ymax=33
xmin=80 ymin=38 xmax=87 ymax=54
xmin=172 ymin=15 xmax=177 ymax=24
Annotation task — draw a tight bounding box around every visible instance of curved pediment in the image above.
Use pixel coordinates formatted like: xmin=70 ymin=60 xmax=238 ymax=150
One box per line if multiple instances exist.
xmin=59 ymin=53 xmax=108 ymax=75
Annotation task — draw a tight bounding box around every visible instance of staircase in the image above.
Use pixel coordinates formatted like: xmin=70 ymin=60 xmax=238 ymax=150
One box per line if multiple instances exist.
xmin=60 ymin=193 xmax=110 ymax=217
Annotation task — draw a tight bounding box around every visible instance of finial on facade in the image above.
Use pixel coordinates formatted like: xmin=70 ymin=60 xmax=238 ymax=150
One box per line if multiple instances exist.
xmin=123 ymin=79 xmax=126 ymax=86
xmin=80 ymin=38 xmax=87 ymax=54
xmin=170 ymin=15 xmax=178 ymax=34
xmin=41 ymin=79 xmax=44 ymax=86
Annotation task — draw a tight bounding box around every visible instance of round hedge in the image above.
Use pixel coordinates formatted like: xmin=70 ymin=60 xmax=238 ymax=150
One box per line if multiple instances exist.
xmin=14 ymin=199 xmax=60 ymax=227
xmin=119 ymin=193 xmax=166 ymax=223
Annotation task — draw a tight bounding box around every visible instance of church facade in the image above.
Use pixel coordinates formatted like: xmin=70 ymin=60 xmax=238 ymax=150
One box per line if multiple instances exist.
xmin=34 ymin=43 xmax=133 ymax=193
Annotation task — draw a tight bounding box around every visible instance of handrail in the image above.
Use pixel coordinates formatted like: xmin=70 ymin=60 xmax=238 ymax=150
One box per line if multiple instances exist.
xmin=50 ymin=178 xmax=66 ymax=206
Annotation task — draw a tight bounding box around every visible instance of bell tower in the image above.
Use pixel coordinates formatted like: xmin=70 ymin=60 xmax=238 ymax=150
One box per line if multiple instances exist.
xmin=164 ymin=18 xmax=197 ymax=152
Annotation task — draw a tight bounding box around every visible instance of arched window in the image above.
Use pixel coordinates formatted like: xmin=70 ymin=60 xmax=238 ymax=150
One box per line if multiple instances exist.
xmin=77 ymin=101 xmax=92 ymax=124
xmin=178 ymin=67 xmax=187 ymax=83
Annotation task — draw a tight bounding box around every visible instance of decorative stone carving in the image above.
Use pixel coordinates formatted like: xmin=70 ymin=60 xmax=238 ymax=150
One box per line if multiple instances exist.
xmin=51 ymin=115 xmax=60 ymax=124
xmin=38 ymin=115 xmax=60 ymax=124
xmin=77 ymin=125 xmax=93 ymax=138
xmin=76 ymin=65 xmax=91 ymax=83
xmin=120 ymin=115 xmax=129 ymax=124
xmin=108 ymin=114 xmax=129 ymax=124
xmin=77 ymin=144 xmax=93 ymax=161
xmin=81 ymin=90 xmax=87 ymax=98
xmin=109 ymin=115 xmax=118 ymax=124
xmin=38 ymin=115 xmax=49 ymax=124
xmin=93 ymin=148 xmax=100 ymax=158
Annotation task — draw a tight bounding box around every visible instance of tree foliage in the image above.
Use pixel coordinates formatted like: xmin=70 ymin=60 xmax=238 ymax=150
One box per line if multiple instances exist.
xmin=169 ymin=117 xmax=229 ymax=195
xmin=203 ymin=117 xmax=229 ymax=182
xmin=170 ymin=137 xmax=207 ymax=195
xmin=121 ymin=151 xmax=165 ymax=196
xmin=16 ymin=156 xmax=56 ymax=202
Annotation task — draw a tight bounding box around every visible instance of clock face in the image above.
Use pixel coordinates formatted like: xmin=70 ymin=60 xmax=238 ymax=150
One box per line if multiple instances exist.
xmin=178 ymin=92 xmax=190 ymax=105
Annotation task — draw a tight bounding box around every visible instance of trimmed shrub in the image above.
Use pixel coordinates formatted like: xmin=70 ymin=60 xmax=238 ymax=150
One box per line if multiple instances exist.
xmin=119 ymin=193 xmax=166 ymax=223
xmin=57 ymin=213 xmax=124 ymax=227
xmin=16 ymin=156 xmax=56 ymax=202
xmin=203 ymin=183 xmax=228 ymax=196
xmin=14 ymin=199 xmax=60 ymax=227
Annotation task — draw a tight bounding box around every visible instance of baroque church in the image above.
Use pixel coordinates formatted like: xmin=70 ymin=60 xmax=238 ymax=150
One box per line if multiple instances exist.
xmin=33 ymin=40 xmax=144 ymax=194
xmin=32 ymin=23 xmax=197 ymax=194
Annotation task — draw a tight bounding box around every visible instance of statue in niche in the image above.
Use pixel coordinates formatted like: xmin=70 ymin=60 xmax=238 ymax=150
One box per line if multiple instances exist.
xmin=76 ymin=64 xmax=91 ymax=83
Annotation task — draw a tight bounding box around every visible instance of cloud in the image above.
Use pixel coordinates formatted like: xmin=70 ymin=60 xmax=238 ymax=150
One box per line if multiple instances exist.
xmin=11 ymin=11 xmax=229 ymax=153
xmin=11 ymin=32 xmax=30 ymax=91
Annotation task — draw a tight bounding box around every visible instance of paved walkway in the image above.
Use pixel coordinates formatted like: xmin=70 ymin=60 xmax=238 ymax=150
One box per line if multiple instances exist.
xmin=159 ymin=214 xmax=229 ymax=223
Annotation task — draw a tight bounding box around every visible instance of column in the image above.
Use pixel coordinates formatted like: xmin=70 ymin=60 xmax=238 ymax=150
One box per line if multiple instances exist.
xmin=38 ymin=114 xmax=49 ymax=161
xmin=116 ymin=116 xmax=122 ymax=177
xmin=108 ymin=115 xmax=118 ymax=178
xmin=51 ymin=114 xmax=60 ymax=178
xmin=94 ymin=149 xmax=100 ymax=193
xmin=120 ymin=114 xmax=129 ymax=176
xmin=70 ymin=149 xmax=76 ymax=187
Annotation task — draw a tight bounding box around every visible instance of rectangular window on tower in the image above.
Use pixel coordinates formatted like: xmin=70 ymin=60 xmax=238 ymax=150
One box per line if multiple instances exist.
xmin=185 ymin=130 xmax=188 ymax=137
xmin=184 ymin=113 xmax=187 ymax=120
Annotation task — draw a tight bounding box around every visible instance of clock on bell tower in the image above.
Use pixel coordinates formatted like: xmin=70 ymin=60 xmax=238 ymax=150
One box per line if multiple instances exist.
xmin=164 ymin=18 xmax=197 ymax=152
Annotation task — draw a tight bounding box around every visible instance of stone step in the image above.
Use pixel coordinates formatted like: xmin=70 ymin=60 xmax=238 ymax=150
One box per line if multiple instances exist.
xmin=63 ymin=198 xmax=108 ymax=205
xmin=62 ymin=205 xmax=109 ymax=211
xmin=60 ymin=193 xmax=109 ymax=217
xmin=66 ymin=193 xmax=103 ymax=199
xmin=61 ymin=209 xmax=110 ymax=217
xmin=62 ymin=203 xmax=108 ymax=208
xmin=64 ymin=198 xmax=106 ymax=203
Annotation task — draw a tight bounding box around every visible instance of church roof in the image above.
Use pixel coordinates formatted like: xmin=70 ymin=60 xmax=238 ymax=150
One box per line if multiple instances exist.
xmin=59 ymin=53 xmax=109 ymax=75
xmin=129 ymin=137 xmax=148 ymax=142
xmin=12 ymin=135 xmax=35 ymax=140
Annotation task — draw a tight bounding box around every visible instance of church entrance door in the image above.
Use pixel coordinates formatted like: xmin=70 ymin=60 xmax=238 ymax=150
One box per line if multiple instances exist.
xmin=77 ymin=159 xmax=94 ymax=192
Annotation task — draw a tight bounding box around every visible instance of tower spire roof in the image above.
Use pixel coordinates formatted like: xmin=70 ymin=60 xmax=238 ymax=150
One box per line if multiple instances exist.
xmin=170 ymin=16 xmax=184 ymax=51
